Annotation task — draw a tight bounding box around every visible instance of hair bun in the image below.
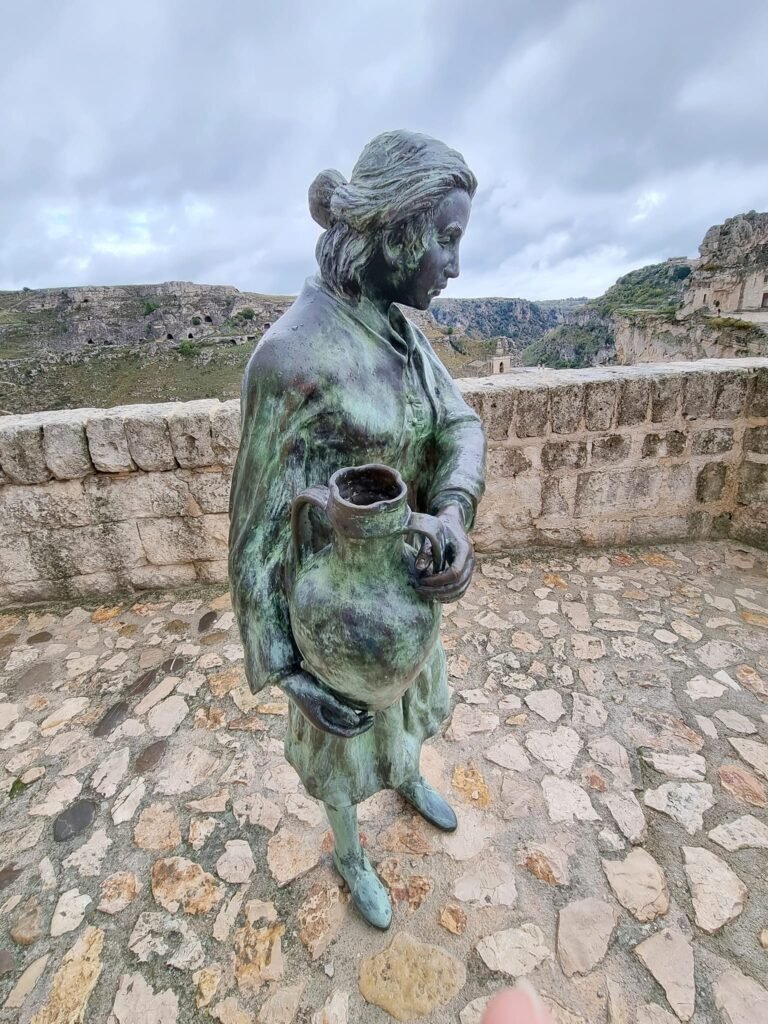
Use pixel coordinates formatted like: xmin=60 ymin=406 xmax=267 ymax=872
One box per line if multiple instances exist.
xmin=308 ymin=168 xmax=346 ymax=229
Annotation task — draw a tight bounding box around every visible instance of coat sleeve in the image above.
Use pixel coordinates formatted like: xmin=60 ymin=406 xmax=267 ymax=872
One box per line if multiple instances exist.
xmin=228 ymin=354 xmax=338 ymax=694
xmin=417 ymin=336 xmax=487 ymax=530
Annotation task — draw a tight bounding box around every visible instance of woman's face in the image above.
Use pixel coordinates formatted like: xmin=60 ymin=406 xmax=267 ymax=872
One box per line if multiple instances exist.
xmin=392 ymin=188 xmax=471 ymax=310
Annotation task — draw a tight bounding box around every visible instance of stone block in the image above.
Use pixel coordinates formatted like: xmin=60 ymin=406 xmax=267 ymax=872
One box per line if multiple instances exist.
xmin=0 ymin=534 xmax=39 ymax=584
xmin=591 ymin=434 xmax=632 ymax=464
xmin=682 ymin=372 xmax=715 ymax=420
xmin=616 ymin=378 xmax=650 ymax=426
xmin=179 ymin=469 xmax=233 ymax=513
xmin=123 ymin=405 xmax=178 ymax=472
xmin=642 ymin=432 xmax=686 ymax=458
xmin=745 ymin=426 xmax=768 ymax=454
xmin=85 ymin=414 xmax=136 ymax=473
xmin=65 ymin=572 xmax=123 ymax=599
xmin=487 ymin=447 xmax=531 ymax=478
xmin=128 ymin=563 xmax=198 ymax=589
xmin=0 ymin=480 xmax=91 ymax=536
xmin=481 ymin=475 xmax=542 ymax=529
xmin=687 ymin=511 xmax=717 ymax=539
xmin=195 ymin=560 xmax=229 ymax=583
xmin=691 ymin=428 xmax=733 ymax=456
xmin=167 ymin=401 xmax=218 ymax=467
xmin=0 ymin=418 xmax=51 ymax=484
xmin=83 ymin=472 xmax=200 ymax=522
xmin=514 ymin=389 xmax=549 ymax=438
xmin=541 ymin=476 xmax=576 ymax=516
xmin=696 ymin=462 xmax=727 ymax=504
xmin=211 ymin=401 xmax=241 ymax=466
xmin=25 ymin=522 xmax=145 ymax=579
xmin=748 ymin=367 xmax=768 ymax=417
xmin=738 ymin=462 xmax=768 ymax=504
xmin=575 ymin=468 xmax=659 ymax=517
xmin=584 ymin=381 xmax=616 ymax=432
xmin=137 ymin=514 xmax=229 ymax=564
xmin=650 ymin=376 xmax=680 ymax=423
xmin=656 ymin=464 xmax=694 ymax=506
xmin=628 ymin=516 xmax=690 ymax=543
xmin=713 ymin=371 xmax=748 ymax=419
xmin=541 ymin=441 xmax=587 ymax=471
xmin=477 ymin=392 xmax=515 ymax=441
xmin=731 ymin=503 xmax=768 ymax=549
xmin=5 ymin=577 xmax=58 ymax=604
xmin=550 ymin=385 xmax=584 ymax=434
xmin=42 ymin=412 xmax=94 ymax=479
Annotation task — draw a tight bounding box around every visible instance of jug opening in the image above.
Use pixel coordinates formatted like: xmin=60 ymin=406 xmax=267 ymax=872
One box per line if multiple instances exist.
xmin=335 ymin=466 xmax=404 ymax=507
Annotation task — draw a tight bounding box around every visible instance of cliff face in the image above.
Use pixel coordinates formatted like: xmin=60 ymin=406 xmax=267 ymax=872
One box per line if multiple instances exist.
xmin=615 ymin=311 xmax=767 ymax=363
xmin=0 ymin=282 xmax=292 ymax=360
xmin=679 ymin=210 xmax=768 ymax=319
xmin=429 ymin=296 xmax=563 ymax=342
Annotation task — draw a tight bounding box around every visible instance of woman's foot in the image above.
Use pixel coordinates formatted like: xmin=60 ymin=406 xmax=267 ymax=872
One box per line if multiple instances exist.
xmin=398 ymin=776 xmax=458 ymax=831
xmin=333 ymin=851 xmax=392 ymax=930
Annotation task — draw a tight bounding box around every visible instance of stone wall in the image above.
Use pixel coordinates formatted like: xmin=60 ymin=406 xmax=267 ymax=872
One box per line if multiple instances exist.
xmin=463 ymin=359 xmax=768 ymax=553
xmin=1 ymin=359 xmax=767 ymax=606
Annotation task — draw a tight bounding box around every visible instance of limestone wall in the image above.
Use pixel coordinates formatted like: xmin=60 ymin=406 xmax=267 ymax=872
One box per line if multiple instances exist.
xmin=1 ymin=359 xmax=767 ymax=606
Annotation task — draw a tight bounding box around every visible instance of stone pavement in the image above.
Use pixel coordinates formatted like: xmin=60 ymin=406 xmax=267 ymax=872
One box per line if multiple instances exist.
xmin=0 ymin=540 xmax=767 ymax=1023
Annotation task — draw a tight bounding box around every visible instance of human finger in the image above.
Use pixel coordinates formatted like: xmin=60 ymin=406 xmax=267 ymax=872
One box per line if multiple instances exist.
xmin=481 ymin=985 xmax=553 ymax=1024
xmin=319 ymin=706 xmax=374 ymax=738
xmin=414 ymin=553 xmax=473 ymax=593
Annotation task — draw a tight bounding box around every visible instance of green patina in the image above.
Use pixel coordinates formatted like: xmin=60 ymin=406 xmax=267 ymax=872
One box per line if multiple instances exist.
xmin=228 ymin=130 xmax=486 ymax=928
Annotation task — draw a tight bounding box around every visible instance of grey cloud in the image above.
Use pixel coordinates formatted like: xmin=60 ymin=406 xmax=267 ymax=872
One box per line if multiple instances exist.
xmin=1 ymin=0 xmax=766 ymax=298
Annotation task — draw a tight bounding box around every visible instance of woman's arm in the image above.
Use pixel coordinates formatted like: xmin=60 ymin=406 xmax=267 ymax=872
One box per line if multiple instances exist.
xmin=229 ymin=352 xmax=374 ymax=736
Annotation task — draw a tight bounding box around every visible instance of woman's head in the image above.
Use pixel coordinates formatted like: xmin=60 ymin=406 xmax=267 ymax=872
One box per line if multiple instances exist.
xmin=309 ymin=130 xmax=477 ymax=309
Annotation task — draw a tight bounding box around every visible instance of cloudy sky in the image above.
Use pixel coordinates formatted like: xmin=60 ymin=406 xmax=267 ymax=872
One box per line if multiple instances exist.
xmin=2 ymin=0 xmax=767 ymax=300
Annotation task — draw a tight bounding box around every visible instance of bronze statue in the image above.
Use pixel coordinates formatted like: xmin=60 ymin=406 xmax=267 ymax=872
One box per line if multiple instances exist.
xmin=229 ymin=130 xmax=486 ymax=928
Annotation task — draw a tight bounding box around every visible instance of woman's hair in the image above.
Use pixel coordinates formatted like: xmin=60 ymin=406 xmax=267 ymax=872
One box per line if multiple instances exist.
xmin=309 ymin=130 xmax=477 ymax=300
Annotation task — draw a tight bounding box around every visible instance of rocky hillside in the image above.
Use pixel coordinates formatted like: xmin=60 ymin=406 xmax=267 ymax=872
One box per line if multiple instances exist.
xmin=0 ymin=283 xmax=575 ymax=413
xmin=0 ymin=282 xmax=292 ymax=360
xmin=520 ymin=260 xmax=696 ymax=369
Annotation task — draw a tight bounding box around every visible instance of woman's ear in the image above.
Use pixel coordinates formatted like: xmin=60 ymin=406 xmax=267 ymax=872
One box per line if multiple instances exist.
xmin=379 ymin=229 xmax=402 ymax=270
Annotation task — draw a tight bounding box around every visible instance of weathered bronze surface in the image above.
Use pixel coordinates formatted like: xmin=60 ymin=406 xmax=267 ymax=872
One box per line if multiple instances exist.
xmin=229 ymin=130 xmax=487 ymax=927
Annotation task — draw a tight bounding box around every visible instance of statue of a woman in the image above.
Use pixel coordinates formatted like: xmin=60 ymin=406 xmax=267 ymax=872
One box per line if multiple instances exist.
xmin=229 ymin=130 xmax=486 ymax=929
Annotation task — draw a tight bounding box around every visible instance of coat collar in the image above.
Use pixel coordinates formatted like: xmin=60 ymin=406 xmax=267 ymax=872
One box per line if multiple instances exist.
xmin=307 ymin=275 xmax=415 ymax=363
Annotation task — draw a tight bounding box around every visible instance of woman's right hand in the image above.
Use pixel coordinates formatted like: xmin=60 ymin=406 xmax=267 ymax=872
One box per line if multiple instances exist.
xmin=281 ymin=671 xmax=374 ymax=738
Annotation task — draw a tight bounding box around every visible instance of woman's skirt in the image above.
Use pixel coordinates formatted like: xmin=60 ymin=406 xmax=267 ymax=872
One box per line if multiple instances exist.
xmin=284 ymin=641 xmax=449 ymax=807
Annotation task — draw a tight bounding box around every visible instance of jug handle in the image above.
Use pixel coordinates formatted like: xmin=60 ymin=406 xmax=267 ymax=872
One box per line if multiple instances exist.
xmin=403 ymin=511 xmax=446 ymax=575
xmin=291 ymin=485 xmax=330 ymax=566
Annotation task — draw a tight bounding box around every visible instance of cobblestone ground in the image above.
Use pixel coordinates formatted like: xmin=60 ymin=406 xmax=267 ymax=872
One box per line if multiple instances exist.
xmin=0 ymin=540 xmax=767 ymax=1024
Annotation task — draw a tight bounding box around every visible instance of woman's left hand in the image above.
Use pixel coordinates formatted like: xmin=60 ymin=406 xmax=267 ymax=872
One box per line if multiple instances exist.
xmin=412 ymin=504 xmax=475 ymax=604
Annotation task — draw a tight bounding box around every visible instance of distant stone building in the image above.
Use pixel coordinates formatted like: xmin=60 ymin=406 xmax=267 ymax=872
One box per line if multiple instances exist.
xmin=680 ymin=211 xmax=768 ymax=325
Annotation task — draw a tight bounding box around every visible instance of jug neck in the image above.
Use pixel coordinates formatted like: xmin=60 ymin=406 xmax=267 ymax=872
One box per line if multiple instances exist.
xmin=332 ymin=529 xmax=405 ymax=567
xmin=327 ymin=465 xmax=409 ymax=540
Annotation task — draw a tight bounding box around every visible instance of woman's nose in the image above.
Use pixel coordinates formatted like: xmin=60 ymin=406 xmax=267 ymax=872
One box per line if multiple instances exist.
xmin=445 ymin=254 xmax=460 ymax=279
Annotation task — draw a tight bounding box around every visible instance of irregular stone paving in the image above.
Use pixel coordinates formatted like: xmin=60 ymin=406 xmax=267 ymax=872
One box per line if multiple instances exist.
xmin=0 ymin=540 xmax=766 ymax=1023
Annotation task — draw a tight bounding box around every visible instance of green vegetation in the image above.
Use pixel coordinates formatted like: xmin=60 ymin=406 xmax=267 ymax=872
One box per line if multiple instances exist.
xmin=707 ymin=316 xmax=757 ymax=331
xmin=1 ymin=343 xmax=255 ymax=414
xmin=143 ymin=300 xmax=161 ymax=315
xmin=521 ymin=322 xmax=613 ymax=369
xmin=589 ymin=262 xmax=691 ymax=317
xmin=238 ymin=307 xmax=255 ymax=320
xmin=178 ymin=340 xmax=201 ymax=356
xmin=9 ymin=777 xmax=30 ymax=799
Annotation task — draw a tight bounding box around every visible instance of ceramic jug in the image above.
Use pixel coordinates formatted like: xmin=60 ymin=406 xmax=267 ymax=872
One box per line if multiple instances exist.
xmin=287 ymin=463 xmax=445 ymax=713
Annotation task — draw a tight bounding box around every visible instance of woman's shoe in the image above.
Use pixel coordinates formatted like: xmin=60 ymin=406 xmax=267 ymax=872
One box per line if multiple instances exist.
xmin=398 ymin=776 xmax=458 ymax=832
xmin=333 ymin=851 xmax=392 ymax=930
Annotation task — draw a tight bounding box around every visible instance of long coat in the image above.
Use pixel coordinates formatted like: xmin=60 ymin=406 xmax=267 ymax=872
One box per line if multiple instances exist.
xmin=228 ymin=276 xmax=486 ymax=805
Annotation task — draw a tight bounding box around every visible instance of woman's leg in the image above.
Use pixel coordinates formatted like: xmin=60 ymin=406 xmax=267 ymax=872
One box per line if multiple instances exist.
xmin=325 ymin=802 xmax=392 ymax=930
